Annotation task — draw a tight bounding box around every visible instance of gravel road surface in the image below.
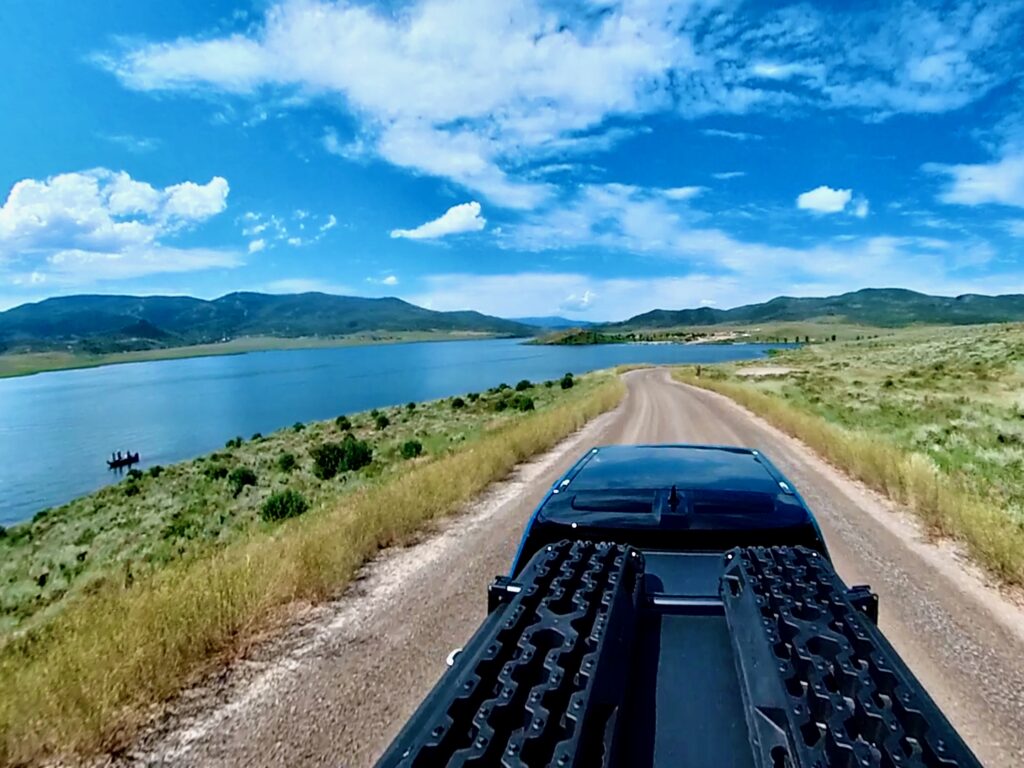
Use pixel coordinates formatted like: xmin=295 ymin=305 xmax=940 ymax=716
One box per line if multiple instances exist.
xmin=127 ymin=369 xmax=1024 ymax=767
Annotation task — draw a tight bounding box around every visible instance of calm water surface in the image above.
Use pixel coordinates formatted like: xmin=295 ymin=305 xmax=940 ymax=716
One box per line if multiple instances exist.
xmin=0 ymin=338 xmax=787 ymax=524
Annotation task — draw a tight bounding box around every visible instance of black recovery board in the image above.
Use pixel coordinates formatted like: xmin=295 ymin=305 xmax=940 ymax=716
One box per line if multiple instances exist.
xmin=376 ymin=540 xmax=980 ymax=768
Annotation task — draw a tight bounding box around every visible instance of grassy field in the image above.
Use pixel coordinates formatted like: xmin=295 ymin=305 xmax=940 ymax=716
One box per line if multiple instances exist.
xmin=0 ymin=371 xmax=623 ymax=764
xmin=0 ymin=330 xmax=504 ymax=379
xmin=674 ymin=324 xmax=1024 ymax=585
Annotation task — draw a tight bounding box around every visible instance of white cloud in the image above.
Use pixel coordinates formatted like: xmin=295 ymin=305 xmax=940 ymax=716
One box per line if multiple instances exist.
xmin=239 ymin=210 xmax=335 ymax=248
xmin=712 ymin=171 xmax=745 ymax=180
xmin=162 ymin=177 xmax=229 ymax=220
xmin=498 ymin=182 xmax=983 ymax=306
xmin=248 ymin=238 xmax=266 ymax=253
xmin=796 ymin=185 xmax=854 ymax=214
xmin=701 ymin=129 xmax=763 ymax=141
xmin=925 ymin=154 xmax=1024 ymax=207
xmin=662 ymin=186 xmax=705 ymax=201
xmin=750 ymin=61 xmax=824 ymax=82
xmin=391 ymin=201 xmax=486 ymax=240
xmin=0 ymin=169 xmax=238 ymax=286
xmin=102 ymin=134 xmax=160 ymax=153
xmin=367 ymin=274 xmax=399 ymax=286
xmin=102 ymin=1 xmax=1024 ymax=209
xmin=560 ymin=289 xmax=596 ymax=312
xmin=852 ymin=197 xmax=870 ymax=218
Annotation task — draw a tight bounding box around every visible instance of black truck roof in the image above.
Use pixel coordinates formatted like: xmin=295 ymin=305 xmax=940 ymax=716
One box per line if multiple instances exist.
xmin=512 ymin=445 xmax=827 ymax=575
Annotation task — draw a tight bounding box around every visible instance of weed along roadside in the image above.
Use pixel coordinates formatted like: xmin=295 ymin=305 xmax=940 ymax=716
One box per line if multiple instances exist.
xmin=0 ymin=371 xmax=624 ymax=765
xmin=672 ymin=324 xmax=1024 ymax=587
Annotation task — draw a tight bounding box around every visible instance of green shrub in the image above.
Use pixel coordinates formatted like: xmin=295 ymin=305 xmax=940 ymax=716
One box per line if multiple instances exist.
xmin=544 ymin=380 xmax=554 ymax=388
xmin=375 ymin=413 xmax=390 ymax=430
xmin=251 ymin=432 xmax=263 ymax=441
xmin=406 ymin=402 xmax=417 ymax=412
xmin=311 ymin=436 xmax=373 ymax=478
xmin=515 ymin=379 xmax=532 ymax=391
xmin=493 ymin=398 xmax=508 ymax=412
xmin=467 ymin=392 xmax=479 ymax=402
xmin=277 ymin=452 xmax=297 ymax=473
xmin=229 ymin=467 xmax=258 ymax=497
xmin=147 ymin=465 xmax=163 ymax=478
xmin=498 ymin=382 xmax=510 ymax=391
xmin=335 ymin=415 xmax=352 ymax=431
xmin=0 ymin=525 xmax=6 ymax=539
xmin=260 ymin=489 xmax=309 ymax=522
xmin=225 ymin=436 xmax=243 ymax=449
xmin=451 ymin=397 xmax=466 ymax=409
xmin=203 ymin=463 xmax=229 ymax=480
xmin=560 ymin=373 xmax=575 ymax=390
xmin=124 ymin=483 xmax=140 ymax=498
xmin=400 ymin=439 xmax=423 ymax=459
xmin=340 ymin=434 xmax=373 ymax=471
xmin=127 ymin=469 xmax=144 ymax=481
xmin=512 ymin=394 xmax=535 ymax=412
xmin=370 ymin=408 xmax=380 ymax=418
xmin=311 ymin=442 xmax=346 ymax=480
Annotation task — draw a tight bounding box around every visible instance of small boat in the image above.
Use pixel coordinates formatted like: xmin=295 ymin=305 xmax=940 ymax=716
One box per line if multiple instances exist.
xmin=107 ymin=452 xmax=140 ymax=469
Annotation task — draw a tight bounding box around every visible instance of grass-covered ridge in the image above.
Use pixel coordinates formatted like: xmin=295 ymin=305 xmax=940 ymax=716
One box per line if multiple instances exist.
xmin=0 ymin=371 xmax=623 ymax=764
xmin=673 ymin=324 xmax=1024 ymax=585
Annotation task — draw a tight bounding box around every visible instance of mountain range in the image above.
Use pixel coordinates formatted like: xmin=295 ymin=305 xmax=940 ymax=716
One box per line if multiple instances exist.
xmin=6 ymin=287 xmax=1024 ymax=356
xmin=603 ymin=288 xmax=1024 ymax=330
xmin=0 ymin=293 xmax=532 ymax=354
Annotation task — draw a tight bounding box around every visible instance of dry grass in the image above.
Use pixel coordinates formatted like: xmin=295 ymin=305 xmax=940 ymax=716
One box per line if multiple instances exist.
xmin=674 ymin=369 xmax=1024 ymax=586
xmin=0 ymin=375 xmax=623 ymax=765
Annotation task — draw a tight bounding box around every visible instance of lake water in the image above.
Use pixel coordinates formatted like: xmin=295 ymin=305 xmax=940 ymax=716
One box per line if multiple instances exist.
xmin=0 ymin=338 xmax=787 ymax=525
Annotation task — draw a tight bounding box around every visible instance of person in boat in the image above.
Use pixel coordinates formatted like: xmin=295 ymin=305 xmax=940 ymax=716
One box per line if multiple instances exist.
xmin=116 ymin=451 xmax=122 ymax=461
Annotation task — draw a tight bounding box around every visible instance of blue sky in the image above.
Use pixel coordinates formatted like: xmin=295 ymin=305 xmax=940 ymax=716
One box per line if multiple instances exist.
xmin=1 ymin=0 xmax=1024 ymax=321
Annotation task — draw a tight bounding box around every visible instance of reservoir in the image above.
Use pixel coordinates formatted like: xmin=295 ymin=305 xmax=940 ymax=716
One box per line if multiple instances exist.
xmin=0 ymin=338 xmax=787 ymax=524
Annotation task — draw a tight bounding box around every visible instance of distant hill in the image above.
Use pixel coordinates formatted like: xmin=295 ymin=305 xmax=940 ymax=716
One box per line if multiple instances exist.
xmin=0 ymin=292 xmax=535 ymax=354
xmin=507 ymin=316 xmax=595 ymax=329
xmin=606 ymin=288 xmax=1024 ymax=330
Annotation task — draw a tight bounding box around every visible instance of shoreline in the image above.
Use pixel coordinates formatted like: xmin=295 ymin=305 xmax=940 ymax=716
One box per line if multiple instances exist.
xmin=0 ymin=331 xmax=519 ymax=380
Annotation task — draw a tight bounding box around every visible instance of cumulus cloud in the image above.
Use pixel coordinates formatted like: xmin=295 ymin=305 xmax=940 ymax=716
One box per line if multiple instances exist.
xmin=0 ymin=169 xmax=237 ymax=285
xmin=248 ymin=238 xmax=266 ymax=253
xmin=925 ymin=154 xmax=1024 ymax=207
xmin=797 ymin=186 xmax=854 ymax=214
xmin=391 ymin=201 xmax=486 ymax=240
xmin=367 ymin=274 xmax=399 ymax=286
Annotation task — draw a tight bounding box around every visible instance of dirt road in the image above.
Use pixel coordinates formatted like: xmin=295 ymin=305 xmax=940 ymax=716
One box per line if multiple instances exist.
xmin=130 ymin=369 xmax=1024 ymax=767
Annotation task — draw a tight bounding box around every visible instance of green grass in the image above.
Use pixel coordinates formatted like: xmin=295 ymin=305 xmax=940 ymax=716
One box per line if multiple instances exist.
xmin=0 ymin=331 xmax=504 ymax=379
xmin=0 ymin=372 xmax=623 ymax=764
xmin=673 ymin=323 xmax=1024 ymax=585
